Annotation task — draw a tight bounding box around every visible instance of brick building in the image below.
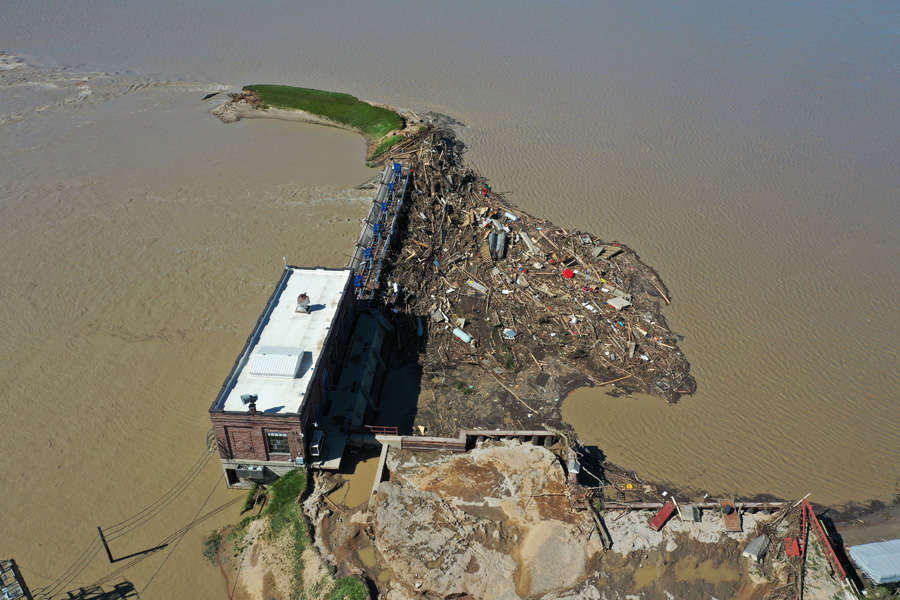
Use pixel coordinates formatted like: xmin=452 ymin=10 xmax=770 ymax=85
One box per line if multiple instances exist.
xmin=209 ymin=266 xmax=354 ymax=487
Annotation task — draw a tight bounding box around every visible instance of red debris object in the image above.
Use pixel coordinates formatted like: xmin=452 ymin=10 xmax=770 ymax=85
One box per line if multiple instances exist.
xmin=563 ymin=268 xmax=575 ymax=279
xmin=784 ymin=537 xmax=800 ymax=557
xmin=648 ymin=501 xmax=677 ymax=531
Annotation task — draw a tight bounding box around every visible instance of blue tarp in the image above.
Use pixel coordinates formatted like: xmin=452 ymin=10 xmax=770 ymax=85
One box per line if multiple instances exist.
xmin=849 ymin=538 xmax=900 ymax=584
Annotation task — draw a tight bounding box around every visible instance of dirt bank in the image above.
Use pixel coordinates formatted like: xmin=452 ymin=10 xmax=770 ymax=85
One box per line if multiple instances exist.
xmin=303 ymin=440 xmax=846 ymax=600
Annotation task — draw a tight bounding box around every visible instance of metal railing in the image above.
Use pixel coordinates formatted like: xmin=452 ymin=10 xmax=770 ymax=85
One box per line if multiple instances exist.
xmin=349 ymin=163 xmax=410 ymax=300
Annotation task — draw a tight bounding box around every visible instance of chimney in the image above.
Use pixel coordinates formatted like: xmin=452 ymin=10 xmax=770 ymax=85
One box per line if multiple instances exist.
xmin=248 ymin=400 xmax=257 ymax=414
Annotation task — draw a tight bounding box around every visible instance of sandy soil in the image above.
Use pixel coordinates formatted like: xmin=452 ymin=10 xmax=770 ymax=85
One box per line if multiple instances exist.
xmin=218 ymin=519 xmax=294 ymax=600
xmin=212 ymin=98 xmax=354 ymax=131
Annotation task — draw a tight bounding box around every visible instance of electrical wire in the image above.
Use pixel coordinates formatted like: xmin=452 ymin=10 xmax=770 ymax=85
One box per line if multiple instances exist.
xmin=90 ymin=489 xmax=242 ymax=589
xmin=103 ymin=450 xmax=214 ymax=540
xmin=32 ymin=540 xmax=103 ymax=599
xmin=31 ymin=439 xmax=219 ymax=599
xmin=140 ymin=477 xmax=223 ymax=597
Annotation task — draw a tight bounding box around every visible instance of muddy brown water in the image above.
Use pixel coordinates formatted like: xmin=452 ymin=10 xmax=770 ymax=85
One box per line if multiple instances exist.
xmin=2 ymin=2 xmax=899 ymax=597
xmin=0 ymin=82 xmax=373 ymax=598
xmin=327 ymin=453 xmax=382 ymax=509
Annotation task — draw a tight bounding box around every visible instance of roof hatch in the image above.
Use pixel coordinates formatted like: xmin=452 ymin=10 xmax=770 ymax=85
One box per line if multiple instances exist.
xmin=248 ymin=346 xmax=306 ymax=378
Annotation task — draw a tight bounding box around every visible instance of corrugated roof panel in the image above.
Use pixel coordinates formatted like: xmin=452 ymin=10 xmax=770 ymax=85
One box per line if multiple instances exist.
xmin=849 ymin=539 xmax=900 ymax=584
xmin=248 ymin=347 xmax=304 ymax=378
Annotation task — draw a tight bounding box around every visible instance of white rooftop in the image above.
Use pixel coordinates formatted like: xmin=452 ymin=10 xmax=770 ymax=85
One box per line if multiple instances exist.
xmin=219 ymin=267 xmax=351 ymax=415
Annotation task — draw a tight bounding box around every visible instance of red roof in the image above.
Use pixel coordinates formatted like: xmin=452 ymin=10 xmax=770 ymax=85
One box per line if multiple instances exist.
xmin=649 ymin=502 xmax=677 ymax=531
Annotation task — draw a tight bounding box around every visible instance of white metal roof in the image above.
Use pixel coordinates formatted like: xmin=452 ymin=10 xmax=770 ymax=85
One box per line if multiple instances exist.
xmin=220 ymin=267 xmax=351 ymax=415
xmin=849 ymin=539 xmax=900 ymax=584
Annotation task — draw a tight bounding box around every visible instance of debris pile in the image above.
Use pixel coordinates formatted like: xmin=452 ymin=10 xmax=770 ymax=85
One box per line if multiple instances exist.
xmin=377 ymin=125 xmax=695 ymax=432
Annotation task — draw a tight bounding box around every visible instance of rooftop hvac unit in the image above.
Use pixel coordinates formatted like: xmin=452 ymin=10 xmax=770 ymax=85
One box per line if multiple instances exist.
xmin=248 ymin=346 xmax=306 ymax=378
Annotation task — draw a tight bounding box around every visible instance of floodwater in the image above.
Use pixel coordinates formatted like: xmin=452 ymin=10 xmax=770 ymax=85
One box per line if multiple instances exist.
xmin=1 ymin=1 xmax=898 ymax=597
xmin=0 ymin=63 xmax=373 ymax=598
xmin=632 ymin=563 xmax=658 ymax=590
xmin=673 ymin=558 xmax=740 ymax=585
xmin=327 ymin=452 xmax=382 ymax=509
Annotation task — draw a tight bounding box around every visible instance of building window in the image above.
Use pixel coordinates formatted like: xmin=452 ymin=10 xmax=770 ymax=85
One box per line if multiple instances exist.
xmin=265 ymin=431 xmax=290 ymax=454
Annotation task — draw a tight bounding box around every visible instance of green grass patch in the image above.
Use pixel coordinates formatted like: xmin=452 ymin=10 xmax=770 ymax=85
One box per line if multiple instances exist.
xmin=241 ymin=483 xmax=260 ymax=513
xmin=258 ymin=469 xmax=311 ymax=599
xmin=262 ymin=468 xmax=308 ymax=537
xmin=369 ymin=134 xmax=404 ymax=161
xmin=246 ymin=85 xmax=403 ymax=140
xmin=328 ymin=577 xmax=368 ymax=600
xmin=202 ymin=530 xmax=222 ymax=564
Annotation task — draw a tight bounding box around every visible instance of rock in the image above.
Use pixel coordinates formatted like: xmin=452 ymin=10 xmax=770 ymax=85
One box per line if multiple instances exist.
xmin=370 ymin=441 xmax=604 ymax=599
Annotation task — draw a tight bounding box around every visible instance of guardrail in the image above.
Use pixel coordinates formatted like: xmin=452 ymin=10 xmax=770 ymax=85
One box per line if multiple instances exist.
xmin=349 ymin=162 xmax=410 ymax=300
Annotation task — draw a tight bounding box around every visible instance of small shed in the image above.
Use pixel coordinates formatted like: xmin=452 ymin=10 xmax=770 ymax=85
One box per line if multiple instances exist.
xmin=742 ymin=535 xmax=770 ymax=562
xmin=848 ymin=539 xmax=900 ymax=584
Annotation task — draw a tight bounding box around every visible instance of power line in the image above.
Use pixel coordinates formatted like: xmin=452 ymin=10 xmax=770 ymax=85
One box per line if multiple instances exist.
xmin=31 ymin=442 xmax=218 ymax=599
xmin=32 ymin=539 xmax=103 ymax=599
xmin=104 ymin=448 xmax=211 ymax=532
xmin=141 ymin=477 xmax=223 ymax=597
xmin=104 ymin=450 xmax=214 ymax=540
xmin=91 ymin=488 xmax=242 ymax=589
xmin=16 ymin=563 xmax=91 ymax=588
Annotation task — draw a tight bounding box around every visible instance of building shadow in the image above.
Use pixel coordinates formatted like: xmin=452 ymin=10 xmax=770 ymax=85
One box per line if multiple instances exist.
xmin=577 ymin=445 xmax=608 ymax=487
xmin=63 ymin=580 xmax=138 ymax=599
xmin=371 ymin=308 xmax=424 ymax=435
xmin=817 ymin=513 xmax=866 ymax=592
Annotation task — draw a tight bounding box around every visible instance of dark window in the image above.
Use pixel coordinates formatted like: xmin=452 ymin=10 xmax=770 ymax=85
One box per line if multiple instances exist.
xmin=265 ymin=431 xmax=290 ymax=454
xmin=225 ymin=468 xmax=239 ymax=486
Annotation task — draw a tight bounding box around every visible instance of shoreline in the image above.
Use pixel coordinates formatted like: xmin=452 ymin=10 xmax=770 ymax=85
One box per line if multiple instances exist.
xmin=203 ymin=87 xmax=897 ymax=600
xmin=209 ymin=89 xmax=897 ymax=520
xmin=211 ymin=87 xmax=417 ymax=162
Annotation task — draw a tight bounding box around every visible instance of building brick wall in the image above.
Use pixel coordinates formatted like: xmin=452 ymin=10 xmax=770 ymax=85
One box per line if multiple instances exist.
xmin=209 ymin=272 xmax=357 ymax=465
xmin=211 ymin=412 xmax=304 ymax=462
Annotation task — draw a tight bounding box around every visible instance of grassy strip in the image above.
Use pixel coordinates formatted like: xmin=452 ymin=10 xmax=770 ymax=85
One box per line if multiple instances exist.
xmin=328 ymin=576 xmax=368 ymax=600
xmin=258 ymin=469 xmax=311 ymax=599
xmin=262 ymin=468 xmax=308 ymax=537
xmin=202 ymin=530 xmax=222 ymax=564
xmin=368 ymin=134 xmax=404 ymax=161
xmin=208 ymin=471 xmax=366 ymax=599
xmin=246 ymin=85 xmax=403 ymax=140
xmin=241 ymin=483 xmax=260 ymax=513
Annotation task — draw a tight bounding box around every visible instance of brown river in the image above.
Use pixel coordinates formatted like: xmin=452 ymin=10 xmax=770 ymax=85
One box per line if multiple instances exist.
xmin=1 ymin=1 xmax=898 ymax=597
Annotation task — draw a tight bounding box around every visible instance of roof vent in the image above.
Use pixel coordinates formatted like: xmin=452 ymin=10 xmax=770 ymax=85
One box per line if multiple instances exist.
xmin=296 ymin=293 xmax=310 ymax=314
xmin=248 ymin=346 xmax=306 ymax=378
